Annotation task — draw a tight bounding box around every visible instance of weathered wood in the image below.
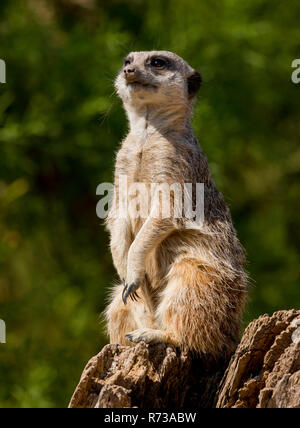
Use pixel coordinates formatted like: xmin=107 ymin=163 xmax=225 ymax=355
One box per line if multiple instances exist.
xmin=69 ymin=310 xmax=300 ymax=408
xmin=217 ymin=309 xmax=300 ymax=408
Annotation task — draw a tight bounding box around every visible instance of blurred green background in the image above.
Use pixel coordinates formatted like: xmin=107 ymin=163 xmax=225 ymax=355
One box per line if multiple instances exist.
xmin=0 ymin=0 xmax=299 ymax=408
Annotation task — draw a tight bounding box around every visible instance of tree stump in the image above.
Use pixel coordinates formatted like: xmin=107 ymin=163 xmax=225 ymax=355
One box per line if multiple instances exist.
xmin=217 ymin=309 xmax=300 ymax=408
xmin=69 ymin=310 xmax=300 ymax=408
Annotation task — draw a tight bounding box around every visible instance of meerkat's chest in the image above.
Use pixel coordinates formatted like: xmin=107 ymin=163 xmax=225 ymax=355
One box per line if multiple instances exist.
xmin=115 ymin=136 xmax=175 ymax=234
xmin=116 ymin=135 xmax=175 ymax=184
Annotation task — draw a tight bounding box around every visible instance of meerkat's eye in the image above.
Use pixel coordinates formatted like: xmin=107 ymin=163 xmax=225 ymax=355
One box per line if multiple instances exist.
xmin=150 ymin=57 xmax=167 ymax=68
xmin=124 ymin=59 xmax=131 ymax=66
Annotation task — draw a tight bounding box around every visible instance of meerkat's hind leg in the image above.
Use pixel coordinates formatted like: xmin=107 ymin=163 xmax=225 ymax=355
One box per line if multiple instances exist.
xmin=151 ymin=257 xmax=244 ymax=356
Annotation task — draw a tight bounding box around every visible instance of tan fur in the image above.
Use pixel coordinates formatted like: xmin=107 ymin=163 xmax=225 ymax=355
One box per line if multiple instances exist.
xmin=105 ymin=51 xmax=248 ymax=357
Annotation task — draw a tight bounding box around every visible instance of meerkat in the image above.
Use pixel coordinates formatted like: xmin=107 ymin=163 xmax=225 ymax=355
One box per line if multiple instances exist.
xmin=104 ymin=51 xmax=248 ymax=357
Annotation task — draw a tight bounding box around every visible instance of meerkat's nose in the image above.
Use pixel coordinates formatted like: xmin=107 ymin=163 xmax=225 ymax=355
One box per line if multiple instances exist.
xmin=124 ymin=66 xmax=136 ymax=81
xmin=124 ymin=66 xmax=135 ymax=74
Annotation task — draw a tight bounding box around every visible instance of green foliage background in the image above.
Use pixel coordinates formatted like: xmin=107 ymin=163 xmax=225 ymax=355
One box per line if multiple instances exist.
xmin=0 ymin=0 xmax=299 ymax=407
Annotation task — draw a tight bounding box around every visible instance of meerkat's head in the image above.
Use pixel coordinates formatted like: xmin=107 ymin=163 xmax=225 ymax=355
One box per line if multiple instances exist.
xmin=115 ymin=51 xmax=201 ymax=115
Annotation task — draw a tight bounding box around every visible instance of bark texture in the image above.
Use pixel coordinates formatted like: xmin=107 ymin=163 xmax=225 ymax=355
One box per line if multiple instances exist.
xmin=217 ymin=309 xmax=300 ymax=408
xmin=69 ymin=310 xmax=300 ymax=408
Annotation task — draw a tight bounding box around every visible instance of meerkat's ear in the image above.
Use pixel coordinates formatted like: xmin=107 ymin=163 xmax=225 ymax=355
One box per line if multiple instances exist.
xmin=187 ymin=71 xmax=202 ymax=99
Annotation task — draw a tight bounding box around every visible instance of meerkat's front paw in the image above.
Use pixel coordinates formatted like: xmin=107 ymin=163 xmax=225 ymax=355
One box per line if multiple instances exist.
xmin=125 ymin=328 xmax=161 ymax=344
xmin=122 ymin=278 xmax=140 ymax=304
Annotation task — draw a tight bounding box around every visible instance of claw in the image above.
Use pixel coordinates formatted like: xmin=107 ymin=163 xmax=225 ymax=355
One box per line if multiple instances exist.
xmin=122 ymin=284 xmax=128 ymax=304
xmin=125 ymin=333 xmax=133 ymax=342
xmin=121 ymin=278 xmax=128 ymax=303
xmin=122 ymin=281 xmax=139 ymax=304
xmin=130 ymin=291 xmax=140 ymax=302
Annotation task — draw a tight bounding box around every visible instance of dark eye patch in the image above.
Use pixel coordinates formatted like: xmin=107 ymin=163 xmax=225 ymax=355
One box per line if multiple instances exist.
xmin=149 ymin=57 xmax=170 ymax=69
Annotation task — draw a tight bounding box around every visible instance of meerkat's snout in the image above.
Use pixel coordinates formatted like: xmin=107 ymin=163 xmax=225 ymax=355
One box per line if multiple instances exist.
xmin=123 ymin=65 xmax=137 ymax=82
